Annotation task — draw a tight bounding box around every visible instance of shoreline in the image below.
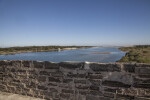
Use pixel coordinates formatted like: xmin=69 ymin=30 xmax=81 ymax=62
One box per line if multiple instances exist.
xmin=116 ymin=47 xmax=128 ymax=62
xmin=0 ymin=47 xmax=93 ymax=56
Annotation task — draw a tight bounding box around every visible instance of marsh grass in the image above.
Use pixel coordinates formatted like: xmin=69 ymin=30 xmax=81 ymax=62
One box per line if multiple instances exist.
xmin=118 ymin=45 xmax=150 ymax=63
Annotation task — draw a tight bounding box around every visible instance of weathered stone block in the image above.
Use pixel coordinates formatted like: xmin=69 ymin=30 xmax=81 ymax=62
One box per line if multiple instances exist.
xmin=89 ymin=79 xmax=101 ymax=85
xmin=26 ymin=92 xmax=34 ymax=97
xmin=48 ymin=82 xmax=57 ymax=86
xmin=17 ymin=69 xmax=26 ymax=73
xmin=49 ymin=77 xmax=61 ymax=82
xmin=122 ymin=88 xmax=138 ymax=96
xmin=33 ymin=61 xmax=44 ymax=68
xmin=44 ymin=96 xmax=53 ymax=100
xmin=0 ymin=81 xmax=7 ymax=85
xmin=51 ymin=71 xmax=63 ymax=77
xmin=13 ymin=79 xmax=20 ymax=83
xmin=0 ymin=67 xmax=5 ymax=72
xmin=67 ymin=73 xmax=86 ymax=78
xmin=134 ymin=77 xmax=150 ymax=84
xmin=12 ymin=61 xmax=22 ymax=67
xmin=90 ymin=63 xmax=107 ymax=71
xmin=0 ymin=74 xmax=4 ymax=79
xmin=138 ymin=74 xmax=150 ymax=78
xmin=7 ymin=86 xmax=16 ymax=93
xmin=74 ymin=94 xmax=86 ymax=100
xmin=10 ymin=68 xmax=15 ymax=72
xmin=135 ymin=67 xmax=150 ymax=74
xmin=26 ymin=81 xmax=36 ymax=88
xmin=136 ymin=64 xmax=150 ymax=67
xmin=0 ymin=61 xmax=7 ymax=66
xmin=60 ymin=93 xmax=70 ymax=99
xmin=38 ymin=76 xmax=47 ymax=82
xmin=59 ymin=62 xmax=84 ymax=69
xmin=53 ymin=98 xmax=60 ymax=100
xmin=90 ymin=90 xmax=103 ymax=96
xmin=8 ymin=82 xmax=19 ymax=87
xmin=0 ymin=72 xmax=3 ymax=75
xmin=134 ymin=96 xmax=150 ymax=100
xmin=116 ymin=94 xmax=134 ymax=99
xmin=63 ymin=78 xmax=73 ymax=83
xmin=90 ymin=85 xmax=99 ymax=91
xmin=39 ymin=71 xmax=50 ymax=75
xmin=102 ymin=80 xmax=131 ymax=88
xmin=59 ymin=83 xmax=72 ymax=88
xmin=28 ymin=75 xmax=37 ymax=79
xmin=45 ymin=61 xmax=59 ymax=69
xmin=78 ymin=73 xmax=87 ymax=78
xmin=33 ymin=90 xmax=43 ymax=98
xmin=0 ymin=77 xmax=3 ymax=81
xmin=76 ymin=84 xmax=89 ymax=90
xmin=22 ymin=61 xmax=31 ymax=67
xmin=103 ymin=92 xmax=114 ymax=98
xmin=104 ymin=72 xmax=133 ymax=85
xmin=8 ymin=73 xmax=13 ymax=78
xmin=144 ymin=89 xmax=150 ymax=96
xmin=133 ymin=83 xmax=150 ymax=88
xmin=67 ymin=73 xmax=78 ymax=78
xmin=21 ymin=79 xmax=30 ymax=85
xmin=28 ymin=70 xmax=37 ymax=75
xmin=74 ymin=79 xmax=86 ymax=84
xmin=62 ymin=89 xmax=74 ymax=94
xmin=54 ymin=93 xmax=59 ymax=98
xmin=38 ymin=85 xmax=48 ymax=90
xmin=104 ymin=88 xmax=122 ymax=93
xmin=87 ymin=74 xmax=103 ymax=79
xmin=86 ymin=95 xmax=106 ymax=100
xmin=89 ymin=63 xmax=121 ymax=72
xmin=79 ymin=90 xmax=89 ymax=95
xmin=123 ymin=64 xmax=135 ymax=72
xmin=49 ymin=88 xmax=58 ymax=92
xmin=0 ymin=84 xmax=6 ymax=90
xmin=15 ymin=86 xmax=23 ymax=94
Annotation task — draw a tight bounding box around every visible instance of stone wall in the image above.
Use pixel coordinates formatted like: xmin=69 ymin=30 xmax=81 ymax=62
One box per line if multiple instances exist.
xmin=0 ymin=60 xmax=150 ymax=100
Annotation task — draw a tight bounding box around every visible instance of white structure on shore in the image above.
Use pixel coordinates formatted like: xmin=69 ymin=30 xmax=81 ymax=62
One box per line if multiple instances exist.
xmin=58 ymin=48 xmax=61 ymax=52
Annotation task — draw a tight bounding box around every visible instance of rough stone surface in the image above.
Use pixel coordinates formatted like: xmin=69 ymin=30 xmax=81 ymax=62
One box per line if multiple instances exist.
xmin=0 ymin=92 xmax=45 ymax=100
xmin=0 ymin=60 xmax=150 ymax=100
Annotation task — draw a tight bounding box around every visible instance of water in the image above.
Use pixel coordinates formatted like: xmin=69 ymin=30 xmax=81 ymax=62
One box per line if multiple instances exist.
xmin=0 ymin=47 xmax=125 ymax=63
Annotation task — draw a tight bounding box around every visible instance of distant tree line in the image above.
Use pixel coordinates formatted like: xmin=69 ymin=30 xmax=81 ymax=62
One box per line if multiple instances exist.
xmin=134 ymin=45 xmax=150 ymax=48
xmin=0 ymin=46 xmax=92 ymax=52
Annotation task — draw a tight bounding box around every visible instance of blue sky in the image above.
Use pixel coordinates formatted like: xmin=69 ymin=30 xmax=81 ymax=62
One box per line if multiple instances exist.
xmin=0 ymin=0 xmax=150 ymax=47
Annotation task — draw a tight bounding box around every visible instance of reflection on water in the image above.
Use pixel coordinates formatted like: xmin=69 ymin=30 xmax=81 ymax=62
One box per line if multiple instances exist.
xmin=0 ymin=47 xmax=125 ymax=63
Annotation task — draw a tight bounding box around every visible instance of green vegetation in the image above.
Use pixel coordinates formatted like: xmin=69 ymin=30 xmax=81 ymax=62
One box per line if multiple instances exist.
xmin=118 ymin=45 xmax=150 ymax=63
xmin=0 ymin=46 xmax=93 ymax=55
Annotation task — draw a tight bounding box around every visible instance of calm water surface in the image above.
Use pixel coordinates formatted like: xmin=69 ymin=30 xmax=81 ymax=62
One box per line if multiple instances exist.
xmin=0 ymin=47 xmax=125 ymax=63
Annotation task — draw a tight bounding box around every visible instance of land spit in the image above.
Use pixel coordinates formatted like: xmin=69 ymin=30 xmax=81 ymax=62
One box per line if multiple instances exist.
xmin=0 ymin=60 xmax=150 ymax=100
xmin=0 ymin=46 xmax=93 ymax=55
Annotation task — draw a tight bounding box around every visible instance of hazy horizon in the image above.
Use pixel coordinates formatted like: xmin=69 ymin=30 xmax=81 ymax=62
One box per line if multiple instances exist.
xmin=1 ymin=0 xmax=150 ymax=47
xmin=0 ymin=44 xmax=147 ymax=48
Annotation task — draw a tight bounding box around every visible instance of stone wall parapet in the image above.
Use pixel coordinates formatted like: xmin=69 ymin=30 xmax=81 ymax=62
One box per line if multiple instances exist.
xmin=0 ymin=60 xmax=150 ymax=100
